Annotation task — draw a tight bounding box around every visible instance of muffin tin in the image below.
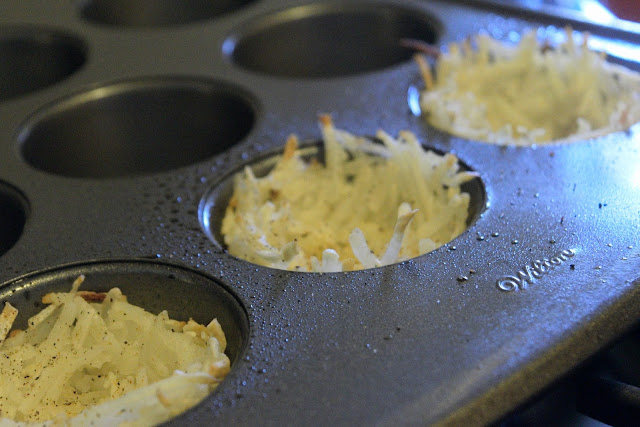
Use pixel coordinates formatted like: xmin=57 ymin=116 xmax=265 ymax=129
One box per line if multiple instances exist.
xmin=1 ymin=0 xmax=639 ymax=425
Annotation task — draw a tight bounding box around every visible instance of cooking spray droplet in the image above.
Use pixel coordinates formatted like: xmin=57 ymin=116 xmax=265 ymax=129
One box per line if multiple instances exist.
xmin=549 ymin=238 xmax=556 ymax=244
xmin=607 ymin=243 xmax=613 ymax=247
xmin=457 ymin=276 xmax=468 ymax=282
xmin=476 ymin=233 xmax=485 ymax=241
xmin=491 ymin=232 xmax=499 ymax=237
xmin=511 ymin=239 xmax=518 ymax=244
xmin=449 ymin=246 xmax=457 ymax=251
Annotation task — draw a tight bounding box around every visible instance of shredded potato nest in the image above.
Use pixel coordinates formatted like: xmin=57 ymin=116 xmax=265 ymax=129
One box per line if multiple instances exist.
xmin=0 ymin=275 xmax=230 ymax=426
xmin=413 ymin=28 xmax=640 ymax=145
xmin=221 ymin=115 xmax=477 ymax=272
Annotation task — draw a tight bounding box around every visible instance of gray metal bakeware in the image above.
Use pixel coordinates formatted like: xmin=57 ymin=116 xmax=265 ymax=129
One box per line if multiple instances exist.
xmin=0 ymin=0 xmax=639 ymax=425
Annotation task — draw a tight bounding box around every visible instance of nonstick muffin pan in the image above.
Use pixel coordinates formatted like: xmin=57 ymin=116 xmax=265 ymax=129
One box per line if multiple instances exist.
xmin=1 ymin=0 xmax=639 ymax=425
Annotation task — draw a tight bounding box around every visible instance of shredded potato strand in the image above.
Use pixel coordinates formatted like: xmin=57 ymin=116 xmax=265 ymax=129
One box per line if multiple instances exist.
xmin=419 ymin=29 xmax=640 ymax=145
xmin=222 ymin=117 xmax=476 ymax=271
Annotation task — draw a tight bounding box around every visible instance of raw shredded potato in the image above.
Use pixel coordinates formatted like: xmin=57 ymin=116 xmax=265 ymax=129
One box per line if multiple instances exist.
xmin=221 ymin=116 xmax=477 ymax=272
xmin=418 ymin=29 xmax=640 ymax=145
xmin=0 ymin=275 xmax=230 ymax=426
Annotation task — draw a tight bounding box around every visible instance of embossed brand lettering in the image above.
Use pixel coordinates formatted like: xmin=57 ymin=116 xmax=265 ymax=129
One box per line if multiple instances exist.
xmin=497 ymin=249 xmax=575 ymax=292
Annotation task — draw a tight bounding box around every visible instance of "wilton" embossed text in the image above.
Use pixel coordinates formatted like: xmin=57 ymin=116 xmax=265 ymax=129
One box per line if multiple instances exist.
xmin=497 ymin=249 xmax=576 ymax=292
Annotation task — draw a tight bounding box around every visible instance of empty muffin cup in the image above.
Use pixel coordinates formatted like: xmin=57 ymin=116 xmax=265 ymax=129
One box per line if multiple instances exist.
xmin=0 ymin=182 xmax=27 ymax=257
xmin=79 ymin=0 xmax=255 ymax=28
xmin=226 ymin=2 xmax=440 ymax=78
xmin=18 ymin=77 xmax=256 ymax=178
xmin=0 ymin=27 xmax=85 ymax=102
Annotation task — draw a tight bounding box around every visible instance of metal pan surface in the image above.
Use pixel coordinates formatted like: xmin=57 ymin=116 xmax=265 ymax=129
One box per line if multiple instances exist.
xmin=0 ymin=0 xmax=639 ymax=425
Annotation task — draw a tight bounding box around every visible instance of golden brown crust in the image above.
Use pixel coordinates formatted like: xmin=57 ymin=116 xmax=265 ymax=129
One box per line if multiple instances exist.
xmin=283 ymin=134 xmax=299 ymax=161
xmin=0 ymin=302 xmax=18 ymax=343
xmin=414 ymin=54 xmax=433 ymax=91
xmin=76 ymin=291 xmax=108 ymax=302
xmin=41 ymin=293 xmax=56 ymax=305
xmin=399 ymin=38 xmax=441 ymax=58
xmin=228 ymin=195 xmax=238 ymax=210
xmin=208 ymin=359 xmax=230 ymax=380
xmin=268 ymin=189 xmax=280 ymax=201
xmin=462 ymin=37 xmax=472 ymax=57
xmin=155 ymin=389 xmax=172 ymax=408
xmin=42 ymin=290 xmax=107 ymax=304
xmin=318 ymin=114 xmax=332 ymax=128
